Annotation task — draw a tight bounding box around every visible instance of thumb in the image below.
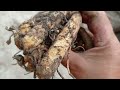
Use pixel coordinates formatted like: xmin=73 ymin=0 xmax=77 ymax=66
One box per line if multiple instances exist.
xmin=62 ymin=50 xmax=88 ymax=72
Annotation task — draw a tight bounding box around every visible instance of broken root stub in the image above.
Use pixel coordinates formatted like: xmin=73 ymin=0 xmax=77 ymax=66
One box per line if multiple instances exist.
xmin=6 ymin=11 xmax=93 ymax=79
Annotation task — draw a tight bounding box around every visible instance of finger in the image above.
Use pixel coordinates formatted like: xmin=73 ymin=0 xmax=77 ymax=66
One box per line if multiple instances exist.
xmin=81 ymin=23 xmax=94 ymax=38
xmin=80 ymin=11 xmax=117 ymax=47
xmin=78 ymin=26 xmax=94 ymax=50
xmin=62 ymin=50 xmax=86 ymax=70
xmin=62 ymin=50 xmax=88 ymax=78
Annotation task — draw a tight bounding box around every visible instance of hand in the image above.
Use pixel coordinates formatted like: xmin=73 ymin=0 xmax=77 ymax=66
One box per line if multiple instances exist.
xmin=62 ymin=11 xmax=120 ymax=79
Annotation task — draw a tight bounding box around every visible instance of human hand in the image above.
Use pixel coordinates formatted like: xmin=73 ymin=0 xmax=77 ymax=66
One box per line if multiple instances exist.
xmin=62 ymin=11 xmax=120 ymax=79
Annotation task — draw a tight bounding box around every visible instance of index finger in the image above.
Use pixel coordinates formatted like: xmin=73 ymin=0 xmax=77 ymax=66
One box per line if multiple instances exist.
xmin=80 ymin=11 xmax=117 ymax=47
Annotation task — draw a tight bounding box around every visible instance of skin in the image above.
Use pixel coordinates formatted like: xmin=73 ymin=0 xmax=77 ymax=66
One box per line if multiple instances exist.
xmin=62 ymin=11 xmax=120 ymax=79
